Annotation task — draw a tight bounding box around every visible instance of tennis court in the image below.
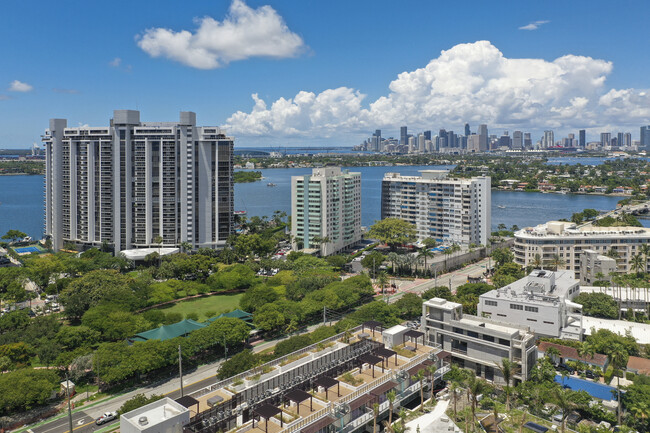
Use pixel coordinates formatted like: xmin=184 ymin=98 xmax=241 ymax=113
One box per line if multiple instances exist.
xmin=13 ymin=245 xmax=43 ymax=254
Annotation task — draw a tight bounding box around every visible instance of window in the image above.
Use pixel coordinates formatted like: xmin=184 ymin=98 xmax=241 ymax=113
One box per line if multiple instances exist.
xmin=524 ymin=306 xmax=538 ymax=313
xmin=467 ymin=331 xmax=479 ymax=338
xmin=482 ymin=335 xmax=494 ymax=342
xmin=543 ymin=321 xmax=554 ymax=325
xmin=510 ymin=303 xmax=523 ymax=311
xmin=527 ymin=318 xmax=537 ymax=322
xmin=453 ymin=327 xmax=464 ymax=335
xmin=485 ymin=300 xmax=497 ymax=307
xmin=498 ymin=338 xmax=510 ymax=347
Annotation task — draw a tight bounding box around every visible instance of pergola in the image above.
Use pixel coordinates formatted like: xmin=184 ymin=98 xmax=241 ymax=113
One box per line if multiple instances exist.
xmin=284 ymin=389 xmax=313 ymax=414
xmin=362 ymin=321 xmax=383 ymax=338
xmin=253 ymin=404 xmax=284 ymax=433
xmin=403 ymin=329 xmax=424 ymax=349
xmin=359 ymin=353 xmax=383 ymax=378
xmin=313 ymin=376 xmax=340 ymax=400
xmin=375 ymin=347 xmax=398 ymax=368
xmin=175 ymin=395 xmax=200 ymax=415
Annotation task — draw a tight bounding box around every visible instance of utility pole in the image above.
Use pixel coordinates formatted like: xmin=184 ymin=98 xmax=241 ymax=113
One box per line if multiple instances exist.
xmin=178 ymin=345 xmax=184 ymax=397
xmin=223 ymin=336 xmax=228 ymax=360
xmin=66 ymin=373 xmax=73 ymax=433
xmin=323 ymin=306 xmax=327 ymax=325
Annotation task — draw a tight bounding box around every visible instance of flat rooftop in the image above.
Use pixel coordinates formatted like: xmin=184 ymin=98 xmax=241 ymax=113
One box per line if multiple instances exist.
xmin=481 ymin=270 xmax=578 ymax=304
xmin=121 ymin=397 xmax=189 ymax=431
xmin=516 ymin=222 xmax=650 ymax=239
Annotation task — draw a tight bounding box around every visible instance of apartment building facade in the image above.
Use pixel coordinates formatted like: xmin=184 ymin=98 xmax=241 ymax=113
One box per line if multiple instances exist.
xmin=291 ymin=167 xmax=362 ymax=256
xmin=43 ymin=110 xmax=233 ymax=252
xmin=477 ymin=270 xmax=584 ymax=340
xmin=381 ymin=170 xmax=490 ymax=245
xmin=514 ymin=221 xmax=650 ymax=280
xmin=421 ymin=297 xmax=537 ymax=383
xmin=579 ymin=249 xmax=617 ymax=285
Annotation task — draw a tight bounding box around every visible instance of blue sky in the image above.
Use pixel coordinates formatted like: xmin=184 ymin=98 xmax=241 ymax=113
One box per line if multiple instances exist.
xmin=2 ymin=0 xmax=650 ymax=147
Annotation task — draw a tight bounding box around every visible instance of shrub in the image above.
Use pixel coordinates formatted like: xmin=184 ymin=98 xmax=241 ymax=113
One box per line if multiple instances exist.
xmin=118 ymin=393 xmax=164 ymax=415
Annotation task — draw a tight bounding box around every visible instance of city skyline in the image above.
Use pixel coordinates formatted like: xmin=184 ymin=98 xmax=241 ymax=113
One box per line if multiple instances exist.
xmin=3 ymin=0 xmax=650 ymax=147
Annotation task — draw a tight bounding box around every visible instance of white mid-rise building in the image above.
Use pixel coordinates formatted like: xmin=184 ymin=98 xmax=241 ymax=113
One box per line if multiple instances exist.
xmin=43 ymin=110 xmax=233 ymax=252
xmin=514 ymin=221 xmax=650 ymax=280
xmin=580 ymin=249 xmax=617 ymax=285
xmin=291 ymin=167 xmax=361 ymax=256
xmin=478 ymin=270 xmax=583 ymax=340
xmin=381 ymin=170 xmax=490 ymax=245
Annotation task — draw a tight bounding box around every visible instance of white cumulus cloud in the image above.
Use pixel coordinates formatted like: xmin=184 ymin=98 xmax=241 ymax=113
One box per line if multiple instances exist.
xmin=519 ymin=20 xmax=550 ymax=30
xmin=137 ymin=0 xmax=305 ymax=69
xmin=225 ymin=41 xmax=650 ymax=140
xmin=8 ymin=80 xmax=33 ymax=92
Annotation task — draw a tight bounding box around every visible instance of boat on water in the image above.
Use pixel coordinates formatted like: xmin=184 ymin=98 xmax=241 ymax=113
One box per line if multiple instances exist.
xmin=267 ymin=183 xmax=277 ymax=187
xmin=497 ymin=205 xmax=506 ymax=209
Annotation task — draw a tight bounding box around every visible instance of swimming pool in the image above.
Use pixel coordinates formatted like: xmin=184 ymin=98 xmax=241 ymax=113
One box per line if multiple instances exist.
xmin=554 ymin=375 xmax=618 ymax=400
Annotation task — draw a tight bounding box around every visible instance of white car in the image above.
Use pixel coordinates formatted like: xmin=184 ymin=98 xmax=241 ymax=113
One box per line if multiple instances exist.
xmin=96 ymin=412 xmax=118 ymax=425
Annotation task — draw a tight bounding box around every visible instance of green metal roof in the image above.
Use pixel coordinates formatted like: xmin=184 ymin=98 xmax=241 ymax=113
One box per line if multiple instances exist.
xmin=206 ymin=309 xmax=253 ymax=323
xmin=132 ymin=319 xmax=206 ymax=342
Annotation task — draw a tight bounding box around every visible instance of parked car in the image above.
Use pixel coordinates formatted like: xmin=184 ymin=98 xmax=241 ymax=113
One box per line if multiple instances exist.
xmin=557 ymin=363 xmax=575 ymax=374
xmin=96 ymin=412 xmax=117 ymax=425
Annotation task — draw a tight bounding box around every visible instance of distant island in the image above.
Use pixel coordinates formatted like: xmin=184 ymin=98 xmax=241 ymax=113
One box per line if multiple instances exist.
xmin=0 ymin=160 xmax=45 ymax=175
xmin=233 ymin=170 xmax=262 ymax=183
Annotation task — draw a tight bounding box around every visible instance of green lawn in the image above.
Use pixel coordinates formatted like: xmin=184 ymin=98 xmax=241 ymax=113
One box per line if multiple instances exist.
xmin=156 ymin=293 xmax=244 ymax=321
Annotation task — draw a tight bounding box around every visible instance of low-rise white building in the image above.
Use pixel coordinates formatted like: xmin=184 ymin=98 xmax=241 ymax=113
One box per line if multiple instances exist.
xmin=121 ymin=397 xmax=190 ymax=433
xmin=478 ymin=270 xmax=583 ymax=340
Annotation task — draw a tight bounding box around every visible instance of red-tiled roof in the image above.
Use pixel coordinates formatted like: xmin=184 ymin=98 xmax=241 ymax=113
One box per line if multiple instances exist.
xmin=627 ymin=356 xmax=650 ymax=375
xmin=538 ymin=342 xmax=607 ymax=367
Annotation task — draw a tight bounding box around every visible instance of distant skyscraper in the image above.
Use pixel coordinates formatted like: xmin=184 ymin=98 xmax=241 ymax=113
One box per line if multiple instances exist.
xmin=424 ymin=130 xmax=432 ymax=141
xmin=498 ymin=131 xmax=511 ymax=148
xmin=465 ymin=123 xmax=471 ymax=137
xmin=617 ymin=132 xmax=624 ymax=149
xmin=447 ymin=131 xmax=456 ymax=148
xmin=400 ymin=126 xmax=408 ymax=145
xmin=513 ymin=131 xmax=523 ymax=149
xmin=478 ymin=124 xmax=488 ymax=151
xmin=579 ymin=130 xmax=586 ymax=147
xmin=543 ymin=130 xmax=554 ymax=149
xmin=624 ymin=132 xmax=632 ymax=147
xmin=640 ymin=126 xmax=650 ymax=150
xmin=418 ymin=133 xmax=425 ymax=153
xmin=524 ymin=133 xmax=532 ymax=149
xmin=408 ymin=136 xmax=416 ymax=153
xmin=371 ymin=129 xmax=382 ymax=152
xmin=43 ymin=110 xmax=234 ymax=252
xmin=600 ymin=132 xmax=611 ymax=147
xmin=438 ymin=129 xmax=447 ymax=148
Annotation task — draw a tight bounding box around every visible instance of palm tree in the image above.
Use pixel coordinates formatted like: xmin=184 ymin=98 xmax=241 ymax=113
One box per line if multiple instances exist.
xmin=548 ymin=254 xmax=565 ymax=271
xmin=387 ymin=252 xmax=400 ymax=274
xmin=631 ymin=253 xmax=645 ymax=275
xmin=387 ymin=390 xmax=397 ymax=427
xmin=640 ymin=243 xmax=650 ymax=273
xmin=418 ymin=248 xmax=435 ymax=273
xmin=426 ymin=364 xmax=438 ymax=404
xmin=495 ymin=358 xmax=516 ymax=411
xmin=450 ymin=381 xmax=460 ymax=418
xmin=391 ymin=409 xmax=409 ymax=433
xmin=552 ymin=387 xmax=577 ymax=433
xmin=466 ymin=373 xmax=487 ymax=433
xmin=378 ymin=272 xmax=389 ymax=299
xmin=411 ymin=370 xmax=425 ymax=411
xmin=373 ymin=402 xmax=379 ymax=433
xmin=180 ymin=241 xmax=192 ymax=254
xmin=577 ymin=341 xmax=596 ymax=362
xmin=154 ymin=235 xmax=164 ymax=266
xmin=607 ymin=344 xmax=629 ymax=427
xmin=545 ymin=346 xmax=561 ymax=365
xmin=443 ymin=249 xmax=453 ymax=271
xmin=532 ymin=253 xmax=543 ymax=270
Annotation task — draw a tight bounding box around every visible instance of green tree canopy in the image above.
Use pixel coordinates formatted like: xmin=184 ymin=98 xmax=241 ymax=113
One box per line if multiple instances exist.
xmin=367 ymin=218 xmax=416 ymax=250
xmin=573 ymin=292 xmax=619 ymax=319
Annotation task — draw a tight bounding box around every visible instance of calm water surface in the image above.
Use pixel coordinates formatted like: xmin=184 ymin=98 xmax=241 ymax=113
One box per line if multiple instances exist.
xmin=0 ymin=167 xmax=638 ymax=240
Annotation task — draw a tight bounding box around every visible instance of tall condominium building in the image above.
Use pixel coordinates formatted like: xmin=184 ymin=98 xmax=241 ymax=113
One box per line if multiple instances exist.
xmin=464 ymin=123 xmax=471 ymax=137
xmin=524 ymin=132 xmax=532 ymax=149
xmin=381 ymin=170 xmax=491 ymax=245
xmin=477 ymin=124 xmax=488 ymax=150
xmin=514 ymin=221 xmax=650 ymax=280
xmin=400 ymin=126 xmax=408 ymax=145
xmin=291 ymin=167 xmax=361 ymax=256
xmin=579 ymin=129 xmax=586 ymax=147
xmin=43 ymin=110 xmax=233 ymax=252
